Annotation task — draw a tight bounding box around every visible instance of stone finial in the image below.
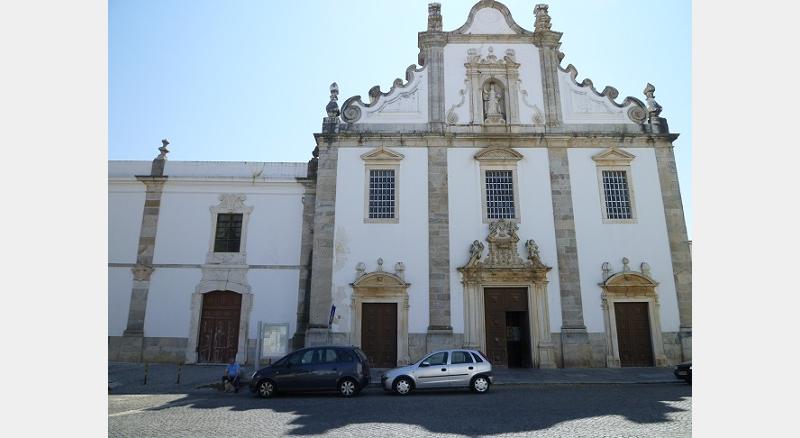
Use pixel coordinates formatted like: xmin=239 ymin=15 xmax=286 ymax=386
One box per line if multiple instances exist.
xmin=377 ymin=257 xmax=384 ymax=272
xmin=602 ymin=262 xmax=611 ymax=280
xmin=157 ymin=139 xmax=170 ymax=159
xmin=150 ymin=139 xmax=169 ymax=176
xmin=326 ymin=82 xmax=340 ymax=117
xmin=428 ymin=3 xmax=442 ymax=31
xmin=395 ymin=262 xmax=406 ymax=280
xmin=641 ymin=262 xmax=651 ymax=277
xmin=622 ymin=257 xmax=630 ymax=272
xmin=534 ymin=4 xmax=551 ymax=32
xmin=355 ymin=262 xmax=366 ymax=278
xmin=644 ymin=83 xmax=662 ymax=117
xmin=525 ymin=239 xmax=540 ymax=260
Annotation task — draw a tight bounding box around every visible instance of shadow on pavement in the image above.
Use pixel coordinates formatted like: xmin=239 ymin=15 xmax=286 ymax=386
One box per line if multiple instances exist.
xmin=137 ymin=384 xmax=691 ymax=436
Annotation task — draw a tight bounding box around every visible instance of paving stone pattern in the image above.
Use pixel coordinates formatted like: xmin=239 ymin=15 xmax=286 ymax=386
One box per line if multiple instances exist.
xmin=109 ymin=383 xmax=691 ymax=437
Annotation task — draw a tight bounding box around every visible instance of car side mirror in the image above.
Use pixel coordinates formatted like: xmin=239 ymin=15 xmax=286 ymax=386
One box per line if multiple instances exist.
xmin=420 ymin=361 xmax=430 ymax=368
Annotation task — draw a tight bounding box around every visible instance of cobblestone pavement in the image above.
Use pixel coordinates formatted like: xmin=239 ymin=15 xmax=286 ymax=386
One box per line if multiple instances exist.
xmin=109 ymin=383 xmax=691 ymax=437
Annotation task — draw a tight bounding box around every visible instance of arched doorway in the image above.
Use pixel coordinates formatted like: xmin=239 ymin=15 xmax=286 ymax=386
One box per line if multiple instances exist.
xmin=600 ymin=261 xmax=668 ymax=367
xmin=197 ymin=290 xmax=242 ymax=363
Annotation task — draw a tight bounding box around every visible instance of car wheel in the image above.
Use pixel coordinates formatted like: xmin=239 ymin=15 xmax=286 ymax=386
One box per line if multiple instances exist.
xmin=393 ymin=377 xmax=413 ymax=396
xmin=471 ymin=376 xmax=490 ymax=394
xmin=338 ymin=378 xmax=358 ymax=397
xmin=257 ymin=380 xmax=276 ymax=398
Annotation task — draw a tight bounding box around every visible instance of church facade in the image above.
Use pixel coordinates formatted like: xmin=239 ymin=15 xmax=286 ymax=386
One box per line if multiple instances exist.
xmin=109 ymin=1 xmax=691 ymax=368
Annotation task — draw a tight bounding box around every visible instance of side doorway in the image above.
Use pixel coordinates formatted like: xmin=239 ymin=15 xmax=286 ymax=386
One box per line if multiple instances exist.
xmin=197 ymin=290 xmax=241 ymax=363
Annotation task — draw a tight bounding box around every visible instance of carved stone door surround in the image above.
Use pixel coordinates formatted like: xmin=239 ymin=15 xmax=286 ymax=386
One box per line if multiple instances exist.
xmin=350 ymin=260 xmax=411 ymax=366
xmin=600 ymin=259 xmax=668 ymax=367
xmin=457 ymin=219 xmax=557 ymax=368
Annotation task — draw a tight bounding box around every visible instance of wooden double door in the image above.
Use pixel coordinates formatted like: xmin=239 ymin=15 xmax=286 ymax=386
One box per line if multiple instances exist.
xmin=614 ymin=302 xmax=654 ymax=367
xmin=484 ymin=288 xmax=531 ymax=368
xmin=197 ymin=290 xmax=241 ymax=363
xmin=361 ymin=303 xmax=397 ymax=368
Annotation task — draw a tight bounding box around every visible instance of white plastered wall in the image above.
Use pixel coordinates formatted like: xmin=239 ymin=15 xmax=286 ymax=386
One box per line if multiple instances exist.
xmin=557 ymin=70 xmax=639 ymax=124
xmin=461 ymin=7 xmax=516 ymax=35
xmin=447 ymin=148 xmax=563 ymax=333
xmin=349 ymin=67 xmax=429 ymax=125
xmin=108 ymin=181 xmax=145 ymax=264
xmin=569 ymin=148 xmax=680 ymax=332
xmin=331 ymin=147 xmax=430 ymax=336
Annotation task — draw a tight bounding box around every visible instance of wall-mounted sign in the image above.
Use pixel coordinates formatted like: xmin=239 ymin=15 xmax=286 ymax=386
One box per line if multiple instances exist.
xmin=260 ymin=323 xmax=289 ymax=358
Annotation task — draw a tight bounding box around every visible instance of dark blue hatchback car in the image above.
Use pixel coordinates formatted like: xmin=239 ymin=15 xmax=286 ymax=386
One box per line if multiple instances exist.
xmin=250 ymin=346 xmax=370 ymax=398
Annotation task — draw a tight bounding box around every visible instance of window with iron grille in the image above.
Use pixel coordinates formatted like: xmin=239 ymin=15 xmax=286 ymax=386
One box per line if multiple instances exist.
xmin=485 ymin=170 xmax=516 ymax=219
xmin=368 ymin=169 xmax=395 ymax=219
xmin=213 ymin=213 xmax=243 ymax=252
xmin=602 ymin=170 xmax=632 ymax=219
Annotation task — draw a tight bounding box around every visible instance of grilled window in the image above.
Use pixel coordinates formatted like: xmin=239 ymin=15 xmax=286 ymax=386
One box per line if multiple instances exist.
xmin=213 ymin=213 xmax=243 ymax=252
xmin=602 ymin=170 xmax=633 ymax=219
xmin=368 ymin=169 xmax=396 ymax=219
xmin=485 ymin=170 xmax=516 ymax=219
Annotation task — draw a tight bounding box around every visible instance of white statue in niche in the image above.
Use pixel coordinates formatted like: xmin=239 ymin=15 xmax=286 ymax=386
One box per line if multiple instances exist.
xmin=483 ymin=81 xmax=506 ymax=124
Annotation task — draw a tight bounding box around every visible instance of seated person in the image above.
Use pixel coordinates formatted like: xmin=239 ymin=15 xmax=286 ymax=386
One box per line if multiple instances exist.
xmin=222 ymin=359 xmax=241 ymax=392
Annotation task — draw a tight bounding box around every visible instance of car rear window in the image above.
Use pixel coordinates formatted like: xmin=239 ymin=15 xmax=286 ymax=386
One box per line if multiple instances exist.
xmin=336 ymin=349 xmax=354 ymax=363
xmin=451 ymin=351 xmax=474 ymax=364
xmin=471 ymin=352 xmax=484 ymax=363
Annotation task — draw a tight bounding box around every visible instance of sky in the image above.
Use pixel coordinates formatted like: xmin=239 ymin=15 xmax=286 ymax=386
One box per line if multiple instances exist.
xmin=109 ymin=0 xmax=691 ymax=238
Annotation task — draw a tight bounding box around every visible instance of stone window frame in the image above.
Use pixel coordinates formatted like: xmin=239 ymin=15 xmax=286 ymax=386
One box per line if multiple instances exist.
xmin=361 ymin=146 xmax=404 ymax=224
xmin=592 ymin=147 xmax=638 ymax=224
xmin=206 ymin=193 xmax=254 ymax=265
xmin=475 ymin=147 xmax=523 ymax=224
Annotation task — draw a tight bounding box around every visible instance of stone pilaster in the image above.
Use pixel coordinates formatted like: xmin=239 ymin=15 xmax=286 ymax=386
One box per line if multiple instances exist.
xmin=306 ymin=139 xmax=339 ymax=346
xmin=293 ymin=178 xmax=316 ymax=349
xmin=119 ymin=175 xmax=167 ymax=361
xmin=533 ymin=4 xmax=563 ymax=127
xmin=548 ymin=147 xmax=591 ymax=367
xmin=419 ymin=23 xmax=446 ymax=132
xmin=654 ymin=144 xmax=692 ymax=360
xmin=427 ymin=146 xmax=452 ymax=334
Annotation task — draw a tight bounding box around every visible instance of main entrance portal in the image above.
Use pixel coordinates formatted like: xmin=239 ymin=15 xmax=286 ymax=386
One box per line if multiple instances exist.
xmin=484 ymin=288 xmax=531 ymax=367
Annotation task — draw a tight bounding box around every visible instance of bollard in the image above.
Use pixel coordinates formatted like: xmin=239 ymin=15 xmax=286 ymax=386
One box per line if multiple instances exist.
xmin=176 ymin=363 xmax=182 ymax=384
xmin=143 ymin=363 xmax=149 ymax=385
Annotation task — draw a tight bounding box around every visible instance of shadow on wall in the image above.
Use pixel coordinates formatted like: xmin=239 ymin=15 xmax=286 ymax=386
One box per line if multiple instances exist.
xmin=134 ymin=384 xmax=690 ymax=436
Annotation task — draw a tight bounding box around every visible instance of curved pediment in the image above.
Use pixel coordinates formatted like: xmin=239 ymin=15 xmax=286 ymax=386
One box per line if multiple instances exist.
xmin=474 ymin=146 xmax=523 ymax=163
xmin=452 ymin=1 xmax=533 ymax=36
xmin=603 ymin=272 xmax=657 ymax=288
xmin=352 ymin=271 xmax=408 ymax=289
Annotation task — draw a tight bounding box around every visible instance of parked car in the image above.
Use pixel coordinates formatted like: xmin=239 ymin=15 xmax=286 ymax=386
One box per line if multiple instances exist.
xmin=380 ymin=349 xmax=493 ymax=395
xmin=674 ymin=361 xmax=691 ymax=384
xmin=250 ymin=346 xmax=370 ymax=398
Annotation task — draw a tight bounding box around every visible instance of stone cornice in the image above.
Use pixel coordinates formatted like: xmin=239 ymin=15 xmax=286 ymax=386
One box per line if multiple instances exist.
xmin=314 ymin=131 xmax=679 ymax=147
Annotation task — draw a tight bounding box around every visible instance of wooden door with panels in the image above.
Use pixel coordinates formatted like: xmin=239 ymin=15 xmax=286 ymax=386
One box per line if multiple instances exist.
xmin=361 ymin=303 xmax=397 ymax=367
xmin=614 ymin=302 xmax=654 ymax=367
xmin=197 ymin=290 xmax=241 ymax=363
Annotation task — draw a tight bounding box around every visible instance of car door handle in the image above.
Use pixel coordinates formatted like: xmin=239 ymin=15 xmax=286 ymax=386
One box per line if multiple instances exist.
xmin=441 ymin=368 xmax=447 ymax=372
xmin=468 ymin=366 xmax=474 ymax=370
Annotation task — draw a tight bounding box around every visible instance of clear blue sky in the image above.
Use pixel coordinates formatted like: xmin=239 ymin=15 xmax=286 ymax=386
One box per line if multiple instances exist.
xmin=109 ymin=0 xmax=691 ymax=238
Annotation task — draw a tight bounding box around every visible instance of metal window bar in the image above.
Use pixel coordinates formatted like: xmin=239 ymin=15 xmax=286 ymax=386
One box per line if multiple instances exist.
xmin=485 ymin=170 xmax=515 ymax=219
xmin=602 ymin=170 xmax=632 ymax=219
xmin=214 ymin=213 xmax=243 ymax=252
xmin=369 ymin=169 xmax=395 ymax=219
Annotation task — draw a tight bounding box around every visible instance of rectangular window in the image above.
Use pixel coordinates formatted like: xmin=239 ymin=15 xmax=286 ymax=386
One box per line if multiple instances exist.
xmin=485 ymin=170 xmax=515 ymax=219
xmin=213 ymin=213 xmax=243 ymax=252
xmin=368 ymin=169 xmax=396 ymax=219
xmin=602 ymin=170 xmax=633 ymax=219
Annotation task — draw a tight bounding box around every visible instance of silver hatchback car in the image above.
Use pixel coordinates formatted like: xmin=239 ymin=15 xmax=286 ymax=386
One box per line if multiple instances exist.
xmin=380 ymin=349 xmax=493 ymax=395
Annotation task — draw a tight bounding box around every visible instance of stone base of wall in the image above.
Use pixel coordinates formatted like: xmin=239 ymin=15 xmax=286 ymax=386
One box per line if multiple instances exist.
xmin=559 ymin=329 xmax=593 ymax=367
xmin=109 ymin=336 xmax=186 ymax=364
xmin=109 ymin=336 xmax=143 ymax=362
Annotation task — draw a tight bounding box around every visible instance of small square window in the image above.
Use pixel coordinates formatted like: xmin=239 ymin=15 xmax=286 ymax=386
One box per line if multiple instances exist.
xmin=601 ymin=170 xmax=632 ymax=220
xmin=368 ymin=169 xmax=396 ymax=219
xmin=213 ymin=213 xmax=243 ymax=253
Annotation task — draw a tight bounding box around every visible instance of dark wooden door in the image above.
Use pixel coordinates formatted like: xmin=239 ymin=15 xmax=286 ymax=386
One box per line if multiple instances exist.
xmin=361 ymin=303 xmax=397 ymax=367
xmin=484 ymin=288 xmax=529 ymax=367
xmin=197 ymin=290 xmax=241 ymax=363
xmin=614 ymin=302 xmax=654 ymax=367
